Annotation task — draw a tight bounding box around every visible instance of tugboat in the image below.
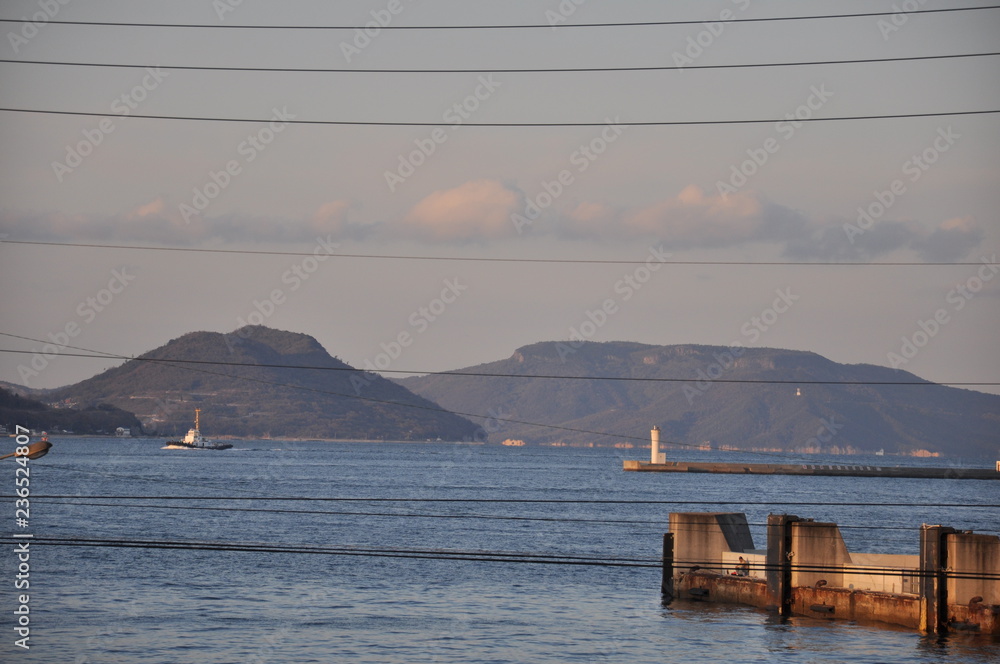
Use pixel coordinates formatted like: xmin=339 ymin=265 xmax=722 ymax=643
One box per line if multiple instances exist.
xmin=163 ymin=409 xmax=232 ymax=450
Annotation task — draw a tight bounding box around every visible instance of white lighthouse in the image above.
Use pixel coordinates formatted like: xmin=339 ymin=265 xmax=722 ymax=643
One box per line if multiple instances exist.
xmin=651 ymin=425 xmax=666 ymax=464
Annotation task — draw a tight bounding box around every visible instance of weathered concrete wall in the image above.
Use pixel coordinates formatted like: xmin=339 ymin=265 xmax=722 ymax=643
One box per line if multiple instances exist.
xmin=949 ymin=602 xmax=1000 ymax=633
xmin=847 ymin=554 xmax=919 ymax=594
xmin=790 ymin=522 xmax=851 ymax=588
xmin=676 ymin=568 xmax=922 ymax=630
xmin=677 ymin=571 xmax=770 ymax=608
xmin=666 ymin=512 xmax=1000 ymax=635
xmin=791 ymin=586 xmax=922 ymax=630
xmin=948 ymin=532 xmax=1000 ymax=605
xmin=669 ymin=512 xmax=754 ymax=576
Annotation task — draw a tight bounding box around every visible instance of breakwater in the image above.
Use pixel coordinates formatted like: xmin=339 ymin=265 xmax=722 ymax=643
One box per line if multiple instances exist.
xmin=663 ymin=512 xmax=1000 ymax=635
xmin=623 ymin=459 xmax=1000 ymax=480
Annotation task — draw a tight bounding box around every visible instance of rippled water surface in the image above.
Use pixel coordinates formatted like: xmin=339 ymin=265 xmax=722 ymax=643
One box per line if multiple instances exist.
xmin=3 ymin=438 xmax=998 ymax=663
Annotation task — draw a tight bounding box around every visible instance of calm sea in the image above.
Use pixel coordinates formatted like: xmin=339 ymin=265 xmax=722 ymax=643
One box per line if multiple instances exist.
xmin=3 ymin=437 xmax=998 ymax=663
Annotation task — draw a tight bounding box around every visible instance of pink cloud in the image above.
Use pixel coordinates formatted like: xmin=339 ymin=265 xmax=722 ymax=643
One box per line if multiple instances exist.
xmin=309 ymin=200 xmax=351 ymax=234
xmin=401 ymin=179 xmax=523 ymax=241
xmin=563 ymin=185 xmax=768 ymax=247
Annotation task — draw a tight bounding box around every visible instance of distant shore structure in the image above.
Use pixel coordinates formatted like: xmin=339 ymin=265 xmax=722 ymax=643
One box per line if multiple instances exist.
xmin=650 ymin=426 xmax=665 ymax=464
xmin=628 ymin=427 xmax=1000 ymax=479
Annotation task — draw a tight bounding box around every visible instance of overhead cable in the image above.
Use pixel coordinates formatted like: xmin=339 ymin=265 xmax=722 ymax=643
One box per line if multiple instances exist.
xmin=2 ymin=107 xmax=997 ymax=127
xmin=3 ymin=240 xmax=992 ymax=267
xmin=1 ymin=347 xmax=993 ymax=387
xmin=10 ymin=535 xmax=999 ymax=579
xmin=3 ymin=51 xmax=998 ymax=74
xmin=0 ymin=6 xmax=996 ymax=30
xmin=32 ymin=499 xmax=998 ymax=535
xmin=19 ymin=495 xmax=1000 ymax=508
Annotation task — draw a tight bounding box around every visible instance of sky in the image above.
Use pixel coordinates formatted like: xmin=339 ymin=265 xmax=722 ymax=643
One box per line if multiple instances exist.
xmin=1 ymin=0 xmax=999 ymax=398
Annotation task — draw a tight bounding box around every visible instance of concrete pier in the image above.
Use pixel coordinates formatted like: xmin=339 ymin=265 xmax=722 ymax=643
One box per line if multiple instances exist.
xmin=624 ymin=459 xmax=1000 ymax=480
xmin=666 ymin=512 xmax=1000 ymax=634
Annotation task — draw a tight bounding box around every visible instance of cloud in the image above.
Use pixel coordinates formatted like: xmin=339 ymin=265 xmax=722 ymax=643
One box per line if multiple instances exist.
xmin=620 ymin=185 xmax=768 ymax=246
xmin=912 ymin=217 xmax=985 ymax=262
xmin=0 ymin=184 xmax=983 ymax=262
xmin=127 ymin=198 xmax=167 ymax=219
xmin=785 ymin=215 xmax=985 ymax=262
xmin=552 ymin=186 xmax=983 ymax=261
xmin=399 ymin=179 xmax=523 ymax=242
xmin=310 ymin=201 xmax=351 ymax=235
xmin=784 ymin=219 xmax=915 ymax=261
xmin=559 ymin=185 xmax=799 ymax=249
xmin=0 ymin=197 xmax=369 ymax=245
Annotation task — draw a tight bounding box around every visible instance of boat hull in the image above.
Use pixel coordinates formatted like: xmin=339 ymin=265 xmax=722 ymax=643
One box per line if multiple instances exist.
xmin=162 ymin=441 xmax=233 ymax=450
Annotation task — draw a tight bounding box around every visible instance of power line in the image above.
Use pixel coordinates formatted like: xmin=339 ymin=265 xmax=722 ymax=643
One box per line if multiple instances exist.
xmin=38 ymin=499 xmax=670 ymax=526
xmin=4 ymin=51 xmax=998 ymax=74
xmin=32 ymin=499 xmax=997 ymax=535
xmin=15 ymin=535 xmax=660 ymax=568
xmin=2 ymin=347 xmax=994 ymax=387
xmin=20 ymin=491 xmax=1000 ymax=542
xmin=23 ymin=477 xmax=999 ymax=546
xmin=2 ymin=107 xmax=998 ymax=127
xmin=0 ymin=6 xmax=996 ymax=30
xmin=20 ymin=495 xmax=1000 ymax=508
xmin=2 ymin=240 xmax=993 ymax=267
xmin=34 ymin=461 xmax=1000 ymax=515
xmin=9 ymin=535 xmax=999 ymax=579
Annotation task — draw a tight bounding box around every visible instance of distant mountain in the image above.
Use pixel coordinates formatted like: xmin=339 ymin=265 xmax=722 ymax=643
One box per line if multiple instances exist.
xmin=397 ymin=341 xmax=1000 ymax=458
xmin=47 ymin=326 xmax=479 ymax=441
xmin=0 ymin=387 xmax=141 ymax=435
